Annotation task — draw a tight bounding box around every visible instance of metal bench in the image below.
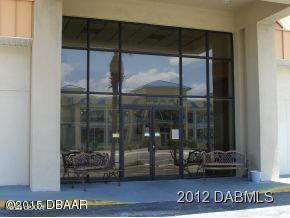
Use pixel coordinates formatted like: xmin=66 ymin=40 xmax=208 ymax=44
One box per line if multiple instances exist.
xmin=201 ymin=150 xmax=248 ymax=177
xmin=62 ymin=150 xmax=80 ymax=177
xmin=70 ymin=152 xmax=121 ymax=190
xmin=170 ymin=149 xmax=205 ymax=176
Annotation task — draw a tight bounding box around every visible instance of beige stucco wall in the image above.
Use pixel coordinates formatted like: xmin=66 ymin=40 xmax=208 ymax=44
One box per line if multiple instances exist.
xmin=234 ymin=1 xmax=289 ymax=180
xmin=30 ymin=0 xmax=62 ymax=191
xmin=63 ymin=0 xmax=235 ymax=32
xmin=277 ymin=64 xmax=290 ymax=175
xmin=0 ymin=45 xmax=31 ymax=186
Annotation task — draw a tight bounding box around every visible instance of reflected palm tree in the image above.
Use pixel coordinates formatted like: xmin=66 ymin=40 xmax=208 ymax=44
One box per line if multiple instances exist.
xmin=109 ymin=52 xmax=123 ymax=165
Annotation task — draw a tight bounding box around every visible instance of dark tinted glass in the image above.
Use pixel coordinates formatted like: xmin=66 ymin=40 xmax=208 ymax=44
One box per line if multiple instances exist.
xmin=89 ymin=95 xmax=119 ymax=148
xmin=210 ymin=100 xmax=234 ymax=151
xmin=90 ymin=20 xmax=118 ymax=49
xmin=62 ymin=17 xmax=87 ymax=48
xmin=90 ymin=51 xmax=120 ymax=93
xmin=208 ymin=32 xmax=232 ymax=58
xmin=122 ymin=54 xmax=179 ymax=95
xmin=182 ymin=30 xmax=206 ymax=56
xmin=209 ymin=60 xmax=233 ymax=97
xmin=122 ymin=23 xmax=178 ymax=54
xmin=183 ymin=98 xmax=208 ymax=176
xmin=61 ymin=49 xmax=87 ymax=92
xmin=61 ymin=93 xmax=87 ymax=152
xmin=88 ymin=94 xmax=119 ymax=178
xmin=183 ymin=58 xmax=207 ymax=96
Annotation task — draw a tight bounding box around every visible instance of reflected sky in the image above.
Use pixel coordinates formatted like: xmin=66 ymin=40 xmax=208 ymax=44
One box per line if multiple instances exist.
xmin=61 ymin=49 xmax=87 ymax=91
xmin=62 ymin=50 xmax=208 ymax=96
xmin=90 ymin=51 xmax=116 ymax=92
xmin=183 ymin=58 xmax=206 ymax=96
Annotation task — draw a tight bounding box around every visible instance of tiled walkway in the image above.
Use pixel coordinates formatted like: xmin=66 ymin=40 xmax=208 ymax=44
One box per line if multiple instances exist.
xmin=0 ymin=177 xmax=290 ymax=204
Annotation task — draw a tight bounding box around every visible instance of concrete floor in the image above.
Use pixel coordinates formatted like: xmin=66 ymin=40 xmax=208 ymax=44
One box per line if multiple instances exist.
xmin=0 ymin=177 xmax=290 ymax=203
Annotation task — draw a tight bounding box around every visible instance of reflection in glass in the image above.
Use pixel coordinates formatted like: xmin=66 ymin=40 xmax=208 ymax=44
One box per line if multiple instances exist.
xmin=90 ymin=20 xmax=118 ymax=49
xmin=122 ymin=54 xmax=179 ymax=95
xmin=124 ymin=109 xmax=151 ymax=178
xmin=61 ymin=93 xmax=87 ymax=152
xmin=209 ymin=60 xmax=233 ymax=97
xmin=122 ymin=95 xmax=179 ymax=107
xmin=208 ymin=32 xmax=232 ymax=58
xmin=183 ymin=58 xmax=207 ymax=96
xmin=183 ymin=98 xmax=208 ymax=176
xmin=62 ymin=17 xmax=87 ymax=47
xmin=61 ymin=49 xmax=87 ymax=91
xmin=210 ymin=100 xmax=234 ymax=151
xmin=89 ymin=95 xmax=119 ymax=175
xmin=154 ymin=109 xmax=179 ymax=177
xmin=122 ymin=23 xmax=178 ymax=54
xmin=90 ymin=51 xmax=121 ymax=93
xmin=182 ymin=30 xmax=206 ymax=56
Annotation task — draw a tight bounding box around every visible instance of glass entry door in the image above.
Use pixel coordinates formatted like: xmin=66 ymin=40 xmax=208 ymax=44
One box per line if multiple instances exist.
xmin=123 ymin=106 xmax=180 ymax=179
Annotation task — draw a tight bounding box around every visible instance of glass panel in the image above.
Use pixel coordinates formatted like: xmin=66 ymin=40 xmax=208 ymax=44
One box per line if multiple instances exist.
xmin=61 ymin=49 xmax=87 ymax=92
xmin=208 ymin=32 xmax=232 ymax=59
xmin=122 ymin=23 xmax=178 ymax=54
xmin=88 ymin=94 xmax=120 ymax=179
xmin=60 ymin=93 xmax=87 ymax=178
xmin=182 ymin=30 xmax=206 ymax=57
xmin=124 ymin=109 xmax=151 ymax=178
xmin=90 ymin=51 xmax=120 ymax=93
xmin=122 ymin=54 xmax=179 ymax=95
xmin=154 ymin=109 xmax=179 ymax=177
xmin=62 ymin=17 xmax=87 ymax=48
xmin=209 ymin=60 xmax=233 ymax=97
xmin=90 ymin=20 xmax=118 ymax=50
xmin=61 ymin=94 xmax=87 ymax=152
xmin=122 ymin=95 xmax=179 ymax=107
xmin=210 ymin=100 xmax=234 ymax=151
xmin=183 ymin=58 xmax=207 ymax=96
xmin=183 ymin=98 xmax=207 ymax=176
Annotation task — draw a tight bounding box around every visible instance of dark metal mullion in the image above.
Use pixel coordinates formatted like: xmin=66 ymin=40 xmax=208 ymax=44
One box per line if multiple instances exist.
xmin=118 ymin=22 xmax=124 ymax=179
xmin=178 ymin=28 xmax=184 ymax=178
xmin=86 ymin=19 xmax=90 ymax=152
xmin=120 ymin=49 xmax=179 ymax=57
xmin=230 ymin=34 xmax=236 ymax=151
xmin=205 ymin=31 xmax=211 ymax=152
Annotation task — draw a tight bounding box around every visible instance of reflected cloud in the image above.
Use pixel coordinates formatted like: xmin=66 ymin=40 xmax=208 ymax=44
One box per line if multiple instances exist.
xmin=169 ymin=57 xmax=200 ymax=66
xmin=61 ymin=63 xmax=74 ymax=80
xmin=188 ymin=83 xmax=206 ymax=96
xmin=123 ymin=68 xmax=178 ymax=92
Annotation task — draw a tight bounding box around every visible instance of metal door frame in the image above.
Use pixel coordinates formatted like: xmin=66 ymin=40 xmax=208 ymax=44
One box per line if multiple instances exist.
xmin=121 ymin=104 xmax=181 ymax=180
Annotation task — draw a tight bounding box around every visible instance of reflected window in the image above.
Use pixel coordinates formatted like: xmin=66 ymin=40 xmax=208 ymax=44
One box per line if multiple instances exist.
xmin=61 ymin=94 xmax=87 ymax=152
xmin=122 ymin=54 xmax=179 ymax=95
xmin=183 ymin=98 xmax=208 ymax=176
xmin=61 ymin=49 xmax=87 ymax=92
xmin=90 ymin=20 xmax=118 ymax=50
xmin=122 ymin=23 xmax=178 ymax=54
xmin=62 ymin=17 xmax=87 ymax=48
xmin=183 ymin=98 xmax=208 ymax=150
xmin=208 ymin=32 xmax=232 ymax=59
xmin=90 ymin=51 xmax=120 ymax=93
xmin=182 ymin=30 xmax=206 ymax=57
xmin=89 ymin=94 xmax=119 ymax=150
xmin=183 ymin=58 xmax=206 ymax=96
xmin=210 ymin=100 xmax=234 ymax=151
xmin=122 ymin=95 xmax=179 ymax=107
xmin=209 ymin=60 xmax=233 ymax=97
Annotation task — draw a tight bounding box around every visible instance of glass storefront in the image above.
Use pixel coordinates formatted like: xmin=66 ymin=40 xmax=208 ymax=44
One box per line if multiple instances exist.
xmin=61 ymin=17 xmax=234 ymax=180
